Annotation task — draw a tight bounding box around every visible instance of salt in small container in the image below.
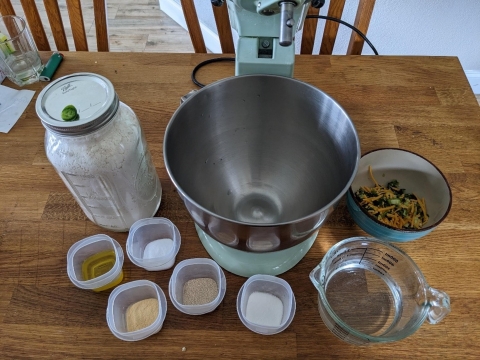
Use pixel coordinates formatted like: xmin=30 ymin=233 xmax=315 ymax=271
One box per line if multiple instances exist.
xmin=126 ymin=217 xmax=181 ymax=271
xmin=237 ymin=274 xmax=296 ymax=335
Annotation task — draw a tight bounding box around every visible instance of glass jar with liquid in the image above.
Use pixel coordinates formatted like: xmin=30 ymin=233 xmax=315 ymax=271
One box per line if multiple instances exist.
xmin=36 ymin=73 xmax=161 ymax=232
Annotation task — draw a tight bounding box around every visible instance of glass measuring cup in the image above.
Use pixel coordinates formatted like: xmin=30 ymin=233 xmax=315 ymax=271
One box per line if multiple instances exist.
xmin=310 ymin=237 xmax=450 ymax=345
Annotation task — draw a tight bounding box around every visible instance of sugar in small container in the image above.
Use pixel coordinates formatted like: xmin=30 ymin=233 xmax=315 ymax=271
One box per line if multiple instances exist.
xmin=237 ymin=274 xmax=296 ymax=335
xmin=36 ymin=73 xmax=161 ymax=232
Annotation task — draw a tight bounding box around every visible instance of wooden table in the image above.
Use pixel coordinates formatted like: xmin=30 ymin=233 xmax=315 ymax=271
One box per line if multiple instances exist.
xmin=1 ymin=52 xmax=479 ymax=359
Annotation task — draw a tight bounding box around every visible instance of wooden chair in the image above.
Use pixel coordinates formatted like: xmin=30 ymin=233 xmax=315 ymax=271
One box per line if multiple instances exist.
xmin=0 ymin=0 xmax=109 ymax=52
xmin=180 ymin=0 xmax=235 ymax=54
xmin=180 ymin=0 xmax=375 ymax=55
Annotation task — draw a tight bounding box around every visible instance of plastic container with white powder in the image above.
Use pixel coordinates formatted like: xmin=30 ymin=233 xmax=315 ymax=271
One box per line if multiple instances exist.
xmin=127 ymin=217 xmax=181 ymax=271
xmin=237 ymin=274 xmax=296 ymax=335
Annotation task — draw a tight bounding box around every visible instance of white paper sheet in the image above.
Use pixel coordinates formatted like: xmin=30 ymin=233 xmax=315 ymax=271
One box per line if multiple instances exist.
xmin=0 ymin=84 xmax=35 ymax=133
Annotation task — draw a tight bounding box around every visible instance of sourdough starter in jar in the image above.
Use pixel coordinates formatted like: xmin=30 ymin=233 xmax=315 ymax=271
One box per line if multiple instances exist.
xmin=36 ymin=73 xmax=161 ymax=231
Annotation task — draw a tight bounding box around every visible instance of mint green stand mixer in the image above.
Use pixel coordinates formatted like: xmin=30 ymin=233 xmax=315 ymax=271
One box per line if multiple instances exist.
xmin=226 ymin=0 xmax=310 ymax=77
xmin=163 ymin=0 xmax=360 ymax=277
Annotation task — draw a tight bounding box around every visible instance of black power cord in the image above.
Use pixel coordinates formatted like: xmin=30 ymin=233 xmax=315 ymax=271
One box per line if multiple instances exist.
xmin=191 ymin=56 xmax=235 ymax=88
xmin=306 ymin=15 xmax=378 ymax=55
xmin=191 ymin=15 xmax=378 ymax=88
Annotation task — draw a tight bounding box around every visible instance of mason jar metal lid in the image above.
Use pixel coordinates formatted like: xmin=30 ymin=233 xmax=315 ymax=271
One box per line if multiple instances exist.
xmin=36 ymin=72 xmax=119 ymax=135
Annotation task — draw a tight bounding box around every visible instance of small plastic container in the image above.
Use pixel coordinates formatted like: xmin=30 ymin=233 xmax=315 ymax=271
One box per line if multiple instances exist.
xmin=106 ymin=280 xmax=167 ymax=341
xmin=67 ymin=234 xmax=124 ymax=292
xmin=169 ymin=258 xmax=226 ymax=315
xmin=126 ymin=217 xmax=181 ymax=271
xmin=237 ymin=274 xmax=296 ymax=335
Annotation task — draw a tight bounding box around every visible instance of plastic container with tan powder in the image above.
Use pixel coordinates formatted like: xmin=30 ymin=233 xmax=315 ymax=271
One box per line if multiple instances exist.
xmin=106 ymin=280 xmax=167 ymax=341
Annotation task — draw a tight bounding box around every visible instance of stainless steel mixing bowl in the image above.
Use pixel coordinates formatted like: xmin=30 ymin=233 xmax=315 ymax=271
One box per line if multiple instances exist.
xmin=164 ymin=75 xmax=360 ymax=252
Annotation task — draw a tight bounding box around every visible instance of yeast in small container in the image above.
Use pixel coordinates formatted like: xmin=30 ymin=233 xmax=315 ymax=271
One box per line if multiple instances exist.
xmin=169 ymin=258 xmax=226 ymax=315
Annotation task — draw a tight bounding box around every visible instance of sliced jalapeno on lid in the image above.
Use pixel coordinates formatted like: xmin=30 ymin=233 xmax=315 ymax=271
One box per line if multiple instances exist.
xmin=61 ymin=105 xmax=79 ymax=121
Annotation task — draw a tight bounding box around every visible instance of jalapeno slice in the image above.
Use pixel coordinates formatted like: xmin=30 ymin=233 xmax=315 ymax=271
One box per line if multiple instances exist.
xmin=61 ymin=105 xmax=79 ymax=121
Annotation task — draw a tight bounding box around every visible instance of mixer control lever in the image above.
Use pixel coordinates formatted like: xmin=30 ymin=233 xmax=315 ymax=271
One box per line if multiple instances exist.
xmin=279 ymin=2 xmax=296 ymax=46
xmin=211 ymin=0 xmax=224 ymax=6
xmin=311 ymin=0 xmax=325 ymax=9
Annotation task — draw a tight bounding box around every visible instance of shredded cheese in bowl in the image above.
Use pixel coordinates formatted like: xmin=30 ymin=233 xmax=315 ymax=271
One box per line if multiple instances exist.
xmin=354 ymin=166 xmax=429 ymax=230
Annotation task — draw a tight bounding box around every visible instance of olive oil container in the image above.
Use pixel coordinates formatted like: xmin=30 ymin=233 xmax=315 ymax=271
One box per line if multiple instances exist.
xmin=67 ymin=234 xmax=124 ymax=292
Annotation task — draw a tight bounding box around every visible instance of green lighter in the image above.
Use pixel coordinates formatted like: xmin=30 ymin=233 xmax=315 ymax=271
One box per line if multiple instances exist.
xmin=40 ymin=52 xmax=64 ymax=82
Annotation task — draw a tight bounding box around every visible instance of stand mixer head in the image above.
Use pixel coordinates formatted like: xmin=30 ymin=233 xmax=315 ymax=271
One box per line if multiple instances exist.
xmin=215 ymin=0 xmax=322 ymax=77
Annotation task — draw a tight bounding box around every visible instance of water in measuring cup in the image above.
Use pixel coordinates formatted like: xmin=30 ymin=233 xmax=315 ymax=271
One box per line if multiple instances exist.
xmin=325 ymin=263 xmax=403 ymax=337
xmin=5 ymin=50 xmax=42 ymax=85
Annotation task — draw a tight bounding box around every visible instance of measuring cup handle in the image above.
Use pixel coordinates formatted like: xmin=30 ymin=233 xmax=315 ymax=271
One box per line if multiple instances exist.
xmin=309 ymin=266 xmax=322 ymax=289
xmin=426 ymin=287 xmax=451 ymax=324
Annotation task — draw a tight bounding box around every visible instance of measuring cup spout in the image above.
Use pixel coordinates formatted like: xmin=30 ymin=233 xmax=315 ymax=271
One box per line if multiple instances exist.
xmin=426 ymin=287 xmax=451 ymax=324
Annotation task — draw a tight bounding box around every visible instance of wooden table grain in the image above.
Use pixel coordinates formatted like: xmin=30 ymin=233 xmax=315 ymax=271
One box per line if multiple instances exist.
xmin=1 ymin=52 xmax=479 ymax=359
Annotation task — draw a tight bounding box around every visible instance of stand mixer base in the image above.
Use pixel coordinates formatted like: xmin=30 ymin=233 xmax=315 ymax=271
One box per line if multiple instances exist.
xmin=196 ymin=224 xmax=318 ymax=277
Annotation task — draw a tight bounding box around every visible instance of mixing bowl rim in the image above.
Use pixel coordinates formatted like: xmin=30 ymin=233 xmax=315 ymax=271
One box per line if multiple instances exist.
xmin=163 ymin=74 xmax=361 ymax=228
xmin=348 ymin=147 xmax=452 ymax=233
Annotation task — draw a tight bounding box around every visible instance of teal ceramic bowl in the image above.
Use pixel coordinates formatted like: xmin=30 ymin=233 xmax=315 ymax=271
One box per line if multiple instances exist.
xmin=347 ymin=148 xmax=452 ymax=242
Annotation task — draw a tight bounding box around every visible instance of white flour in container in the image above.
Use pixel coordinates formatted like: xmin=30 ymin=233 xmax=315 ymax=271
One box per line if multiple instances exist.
xmin=45 ymin=102 xmax=161 ymax=231
xmin=245 ymin=291 xmax=284 ymax=327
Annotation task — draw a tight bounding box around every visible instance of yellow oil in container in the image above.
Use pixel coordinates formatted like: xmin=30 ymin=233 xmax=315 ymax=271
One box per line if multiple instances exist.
xmin=81 ymin=249 xmax=123 ymax=292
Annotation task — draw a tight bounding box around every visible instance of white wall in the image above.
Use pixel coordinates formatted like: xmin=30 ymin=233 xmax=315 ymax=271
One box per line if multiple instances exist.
xmin=327 ymin=0 xmax=480 ymax=70
xmin=162 ymin=0 xmax=480 ymax=91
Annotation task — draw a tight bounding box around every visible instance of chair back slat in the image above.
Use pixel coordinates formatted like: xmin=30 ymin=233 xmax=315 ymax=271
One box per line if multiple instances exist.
xmin=212 ymin=4 xmax=234 ymax=54
xmin=319 ymin=0 xmax=347 ymax=54
xmin=1 ymin=0 xmax=109 ymax=52
xmin=44 ymin=0 xmax=69 ymax=51
xmin=0 ymin=0 xmax=16 ymax=16
xmin=300 ymin=6 xmax=320 ymax=54
xmin=19 ymin=0 xmax=51 ymax=51
xmin=66 ymin=0 xmax=88 ymax=51
xmin=93 ymin=0 xmax=109 ymax=52
xmin=182 ymin=1 xmax=374 ymax=56
xmin=181 ymin=0 xmax=207 ymax=53
xmin=0 ymin=0 xmax=18 ymax=39
xmin=347 ymin=0 xmax=375 ymax=55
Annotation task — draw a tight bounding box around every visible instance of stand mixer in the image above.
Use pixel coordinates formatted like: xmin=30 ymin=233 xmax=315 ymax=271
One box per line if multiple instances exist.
xmin=163 ymin=0 xmax=359 ymax=278
xmin=220 ymin=0 xmax=322 ymax=76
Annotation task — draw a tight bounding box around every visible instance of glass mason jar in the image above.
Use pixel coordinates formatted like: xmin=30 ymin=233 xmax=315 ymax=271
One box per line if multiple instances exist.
xmin=36 ymin=73 xmax=161 ymax=231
